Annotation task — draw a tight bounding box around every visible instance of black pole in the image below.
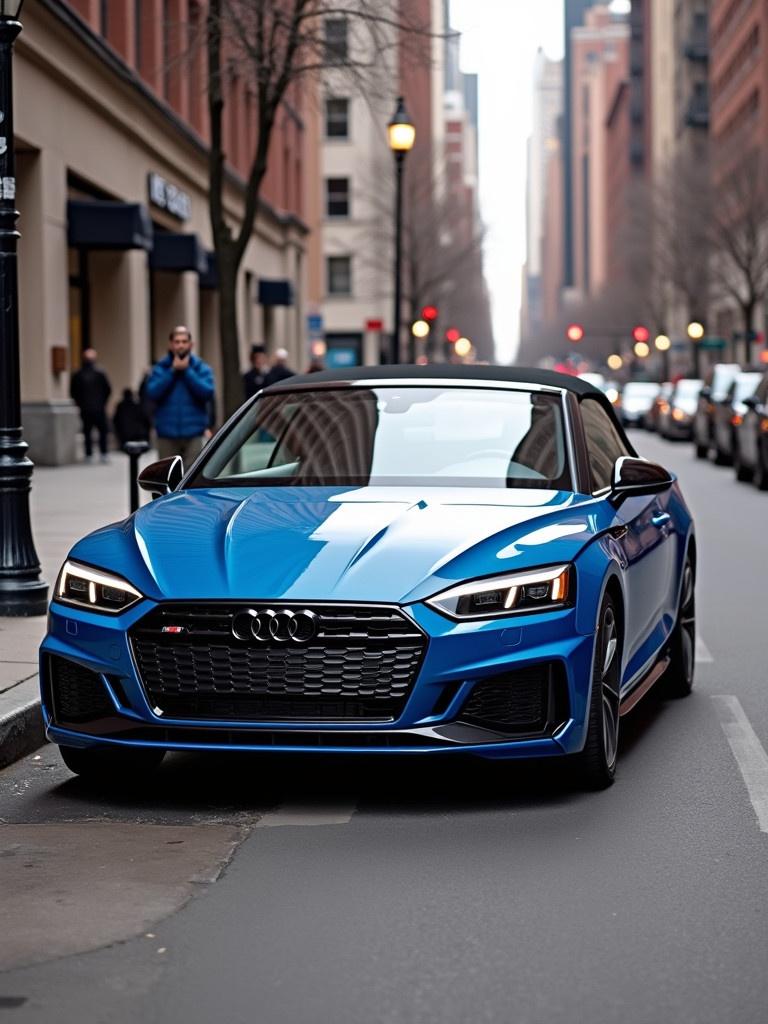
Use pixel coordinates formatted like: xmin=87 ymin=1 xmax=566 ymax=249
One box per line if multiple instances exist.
xmin=124 ymin=441 xmax=150 ymax=514
xmin=0 ymin=15 xmax=47 ymax=617
xmin=391 ymin=151 xmax=404 ymax=365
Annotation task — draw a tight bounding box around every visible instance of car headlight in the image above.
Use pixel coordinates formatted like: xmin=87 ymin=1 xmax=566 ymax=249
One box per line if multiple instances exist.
xmin=55 ymin=560 xmax=143 ymax=614
xmin=426 ymin=564 xmax=571 ymax=621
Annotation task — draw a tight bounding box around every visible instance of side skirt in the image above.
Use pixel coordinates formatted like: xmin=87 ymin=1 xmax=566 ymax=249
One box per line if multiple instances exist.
xmin=619 ymin=655 xmax=671 ymax=717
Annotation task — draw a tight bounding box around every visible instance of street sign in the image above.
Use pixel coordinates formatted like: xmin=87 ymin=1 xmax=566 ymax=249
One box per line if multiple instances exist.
xmin=307 ymin=313 xmax=323 ymax=333
xmin=699 ymin=337 xmax=726 ymax=350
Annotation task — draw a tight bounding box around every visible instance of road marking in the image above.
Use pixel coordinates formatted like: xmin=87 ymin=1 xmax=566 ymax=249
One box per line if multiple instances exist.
xmin=256 ymin=800 xmax=357 ymax=828
xmin=696 ymin=636 xmax=714 ymax=663
xmin=712 ymin=695 xmax=768 ymax=834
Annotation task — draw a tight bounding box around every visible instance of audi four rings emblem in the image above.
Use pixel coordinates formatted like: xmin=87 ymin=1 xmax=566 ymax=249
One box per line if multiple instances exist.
xmin=231 ymin=608 xmax=320 ymax=644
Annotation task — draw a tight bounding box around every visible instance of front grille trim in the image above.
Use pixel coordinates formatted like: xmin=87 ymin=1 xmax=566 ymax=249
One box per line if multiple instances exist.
xmin=129 ymin=601 xmax=427 ymax=723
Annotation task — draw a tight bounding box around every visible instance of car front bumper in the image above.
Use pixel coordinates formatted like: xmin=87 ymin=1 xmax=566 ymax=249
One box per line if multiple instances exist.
xmin=41 ymin=599 xmax=598 ymax=761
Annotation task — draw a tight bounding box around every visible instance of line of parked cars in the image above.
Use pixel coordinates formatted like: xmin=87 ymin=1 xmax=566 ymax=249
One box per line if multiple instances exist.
xmin=580 ymin=363 xmax=768 ymax=490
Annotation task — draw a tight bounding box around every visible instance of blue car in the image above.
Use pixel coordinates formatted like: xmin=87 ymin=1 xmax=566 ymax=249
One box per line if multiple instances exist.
xmin=41 ymin=367 xmax=696 ymax=789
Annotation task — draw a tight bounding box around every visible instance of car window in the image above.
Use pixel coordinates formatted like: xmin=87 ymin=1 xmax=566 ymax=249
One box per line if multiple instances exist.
xmin=192 ymin=387 xmax=573 ymax=490
xmin=756 ymin=375 xmax=768 ymax=403
xmin=580 ymin=398 xmax=632 ymax=493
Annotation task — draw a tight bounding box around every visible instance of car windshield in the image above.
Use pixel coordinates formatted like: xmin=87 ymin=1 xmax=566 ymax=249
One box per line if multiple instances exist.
xmin=623 ymin=383 xmax=659 ymax=398
xmin=189 ymin=386 xmax=571 ymax=490
xmin=733 ymin=374 xmax=761 ymax=402
xmin=675 ymin=379 xmax=701 ymax=398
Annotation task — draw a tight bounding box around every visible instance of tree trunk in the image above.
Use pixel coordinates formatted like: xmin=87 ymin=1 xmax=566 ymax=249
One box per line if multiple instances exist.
xmin=742 ymin=300 xmax=756 ymax=365
xmin=217 ymin=244 xmax=243 ymax=420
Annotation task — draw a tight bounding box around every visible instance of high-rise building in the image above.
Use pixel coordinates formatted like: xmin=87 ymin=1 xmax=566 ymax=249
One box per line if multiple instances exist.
xmin=522 ymin=50 xmax=563 ymax=338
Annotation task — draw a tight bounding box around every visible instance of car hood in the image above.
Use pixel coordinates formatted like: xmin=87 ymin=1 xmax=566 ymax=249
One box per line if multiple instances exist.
xmin=70 ymin=486 xmax=612 ymax=605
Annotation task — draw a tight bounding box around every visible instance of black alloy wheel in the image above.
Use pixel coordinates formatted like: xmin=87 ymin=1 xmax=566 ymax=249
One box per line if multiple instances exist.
xmin=664 ymin=559 xmax=696 ymax=698
xmin=576 ymin=595 xmax=621 ymax=790
xmin=59 ymin=744 xmax=166 ymax=780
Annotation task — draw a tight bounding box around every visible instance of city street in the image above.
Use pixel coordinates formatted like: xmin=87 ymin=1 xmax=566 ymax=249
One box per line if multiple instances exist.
xmin=1 ymin=431 xmax=767 ymax=1024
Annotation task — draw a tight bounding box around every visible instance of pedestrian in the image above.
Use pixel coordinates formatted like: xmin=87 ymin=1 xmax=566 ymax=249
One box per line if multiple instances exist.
xmin=263 ymin=347 xmax=295 ymax=388
xmin=144 ymin=325 xmax=215 ymax=462
xmin=243 ymin=345 xmax=268 ymax=400
xmin=70 ymin=348 xmax=112 ymax=463
xmin=113 ymin=388 xmax=151 ymax=449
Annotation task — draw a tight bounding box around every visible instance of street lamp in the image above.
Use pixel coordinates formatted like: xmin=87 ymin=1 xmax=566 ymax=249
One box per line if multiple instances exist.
xmin=687 ymin=321 xmax=705 ymax=377
xmin=655 ymin=334 xmax=671 ymax=381
xmin=387 ymin=96 xmax=415 ymax=364
xmin=0 ymin=0 xmax=47 ymax=616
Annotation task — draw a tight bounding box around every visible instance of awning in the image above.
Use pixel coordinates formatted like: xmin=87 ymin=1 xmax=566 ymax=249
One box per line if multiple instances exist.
xmin=67 ymin=200 xmax=153 ymax=250
xmin=199 ymin=251 xmax=219 ymax=290
xmin=258 ymin=279 xmax=294 ymax=306
xmin=149 ymin=233 xmax=208 ymax=274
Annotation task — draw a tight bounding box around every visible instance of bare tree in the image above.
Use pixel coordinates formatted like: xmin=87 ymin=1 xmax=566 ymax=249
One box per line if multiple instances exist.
xmin=709 ymin=149 xmax=768 ymax=363
xmin=201 ymin=0 xmax=432 ymax=416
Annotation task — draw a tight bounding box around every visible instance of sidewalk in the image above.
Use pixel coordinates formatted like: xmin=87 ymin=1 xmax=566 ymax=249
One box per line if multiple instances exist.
xmin=0 ymin=454 xmax=152 ymax=767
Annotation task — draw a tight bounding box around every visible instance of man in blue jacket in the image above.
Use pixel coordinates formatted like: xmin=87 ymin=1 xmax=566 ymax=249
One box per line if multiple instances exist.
xmin=145 ymin=325 xmax=215 ymax=462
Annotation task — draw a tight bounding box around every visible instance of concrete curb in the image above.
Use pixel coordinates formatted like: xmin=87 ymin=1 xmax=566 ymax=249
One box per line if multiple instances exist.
xmin=0 ymin=697 xmax=45 ymax=770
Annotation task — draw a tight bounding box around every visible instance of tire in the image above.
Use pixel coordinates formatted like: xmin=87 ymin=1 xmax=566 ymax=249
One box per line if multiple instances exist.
xmin=576 ymin=595 xmax=621 ymax=790
xmin=59 ymin=744 xmax=165 ymax=780
xmin=664 ymin=559 xmax=695 ymax=699
xmin=755 ymin=446 xmax=768 ymax=491
xmin=695 ymin=441 xmax=708 ymax=459
xmin=713 ymin=444 xmax=731 ymax=466
xmin=734 ymin=445 xmax=752 ymax=482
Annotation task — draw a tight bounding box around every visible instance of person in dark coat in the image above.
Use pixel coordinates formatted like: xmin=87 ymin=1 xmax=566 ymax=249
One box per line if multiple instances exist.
xmin=70 ymin=348 xmax=112 ymax=463
xmin=144 ymin=325 xmax=215 ymax=462
xmin=243 ymin=345 xmax=268 ymax=400
xmin=113 ymin=388 xmax=151 ymax=449
xmin=262 ymin=348 xmax=295 ymax=388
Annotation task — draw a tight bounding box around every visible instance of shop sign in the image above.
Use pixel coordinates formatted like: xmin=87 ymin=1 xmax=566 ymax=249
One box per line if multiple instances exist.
xmin=148 ymin=172 xmax=191 ymax=221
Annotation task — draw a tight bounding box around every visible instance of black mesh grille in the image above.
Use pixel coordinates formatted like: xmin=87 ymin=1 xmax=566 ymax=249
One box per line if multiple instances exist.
xmin=49 ymin=656 xmax=114 ymax=723
xmin=458 ymin=664 xmax=568 ymax=735
xmin=130 ymin=603 xmax=426 ymax=722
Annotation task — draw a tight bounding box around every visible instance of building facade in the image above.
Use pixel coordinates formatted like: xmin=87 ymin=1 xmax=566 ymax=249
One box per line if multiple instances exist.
xmin=16 ymin=0 xmax=314 ymax=464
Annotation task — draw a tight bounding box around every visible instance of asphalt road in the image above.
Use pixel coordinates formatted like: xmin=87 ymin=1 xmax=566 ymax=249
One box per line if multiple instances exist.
xmin=2 ymin=431 xmax=768 ymax=1024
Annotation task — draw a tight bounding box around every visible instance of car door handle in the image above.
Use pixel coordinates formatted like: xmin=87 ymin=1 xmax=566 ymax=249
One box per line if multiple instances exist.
xmin=651 ymin=512 xmax=671 ymax=528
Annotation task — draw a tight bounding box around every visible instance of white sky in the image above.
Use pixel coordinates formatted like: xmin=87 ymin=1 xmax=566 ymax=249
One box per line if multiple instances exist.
xmin=449 ymin=0 xmax=564 ymax=364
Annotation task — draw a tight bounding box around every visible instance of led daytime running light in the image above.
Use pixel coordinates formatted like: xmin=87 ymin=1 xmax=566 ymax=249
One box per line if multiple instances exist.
xmin=56 ymin=560 xmax=143 ymax=614
xmin=427 ymin=564 xmax=571 ymax=621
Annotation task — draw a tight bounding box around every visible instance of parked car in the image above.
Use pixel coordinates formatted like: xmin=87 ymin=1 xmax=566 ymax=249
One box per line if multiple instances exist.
xmin=659 ymin=379 xmax=702 ymax=440
xmin=734 ymin=370 xmax=768 ymax=488
xmin=40 ymin=366 xmax=696 ymax=791
xmin=648 ymin=382 xmax=674 ymax=433
xmin=693 ymin=363 xmax=741 ymax=458
xmin=620 ymin=381 xmax=661 ymax=428
xmin=712 ymin=370 xmax=762 ymax=465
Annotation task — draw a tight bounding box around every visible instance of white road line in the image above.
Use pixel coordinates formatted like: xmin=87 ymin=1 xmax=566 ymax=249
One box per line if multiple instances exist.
xmin=696 ymin=636 xmax=714 ymax=663
xmin=255 ymin=801 xmax=357 ymax=827
xmin=712 ymin=695 xmax=768 ymax=834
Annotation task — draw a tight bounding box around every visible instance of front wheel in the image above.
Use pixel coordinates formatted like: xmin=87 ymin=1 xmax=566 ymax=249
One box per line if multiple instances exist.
xmin=664 ymin=559 xmax=695 ymax=698
xmin=755 ymin=445 xmax=768 ymax=491
xmin=575 ymin=596 xmax=621 ymax=790
xmin=695 ymin=441 xmax=708 ymax=459
xmin=734 ymin=444 xmax=752 ymax=482
xmin=59 ymin=744 xmax=166 ymax=780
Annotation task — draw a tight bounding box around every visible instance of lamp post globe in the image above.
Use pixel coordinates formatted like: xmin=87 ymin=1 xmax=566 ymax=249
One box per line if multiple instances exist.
xmin=0 ymin=0 xmax=48 ymax=615
xmin=387 ymin=96 xmax=415 ymax=364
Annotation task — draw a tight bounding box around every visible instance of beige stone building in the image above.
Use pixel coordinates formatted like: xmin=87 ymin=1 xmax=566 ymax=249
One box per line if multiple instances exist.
xmin=15 ymin=1 xmax=319 ymax=464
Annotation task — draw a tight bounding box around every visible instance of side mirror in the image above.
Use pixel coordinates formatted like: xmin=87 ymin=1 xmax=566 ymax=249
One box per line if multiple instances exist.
xmin=138 ymin=456 xmax=184 ymax=499
xmin=744 ymin=395 xmax=759 ymax=411
xmin=699 ymin=385 xmax=712 ymax=400
xmin=610 ymin=457 xmax=673 ymax=502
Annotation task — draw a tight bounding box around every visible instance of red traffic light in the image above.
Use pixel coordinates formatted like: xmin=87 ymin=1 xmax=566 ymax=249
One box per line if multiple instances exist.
xmin=566 ymin=323 xmax=584 ymax=343
xmin=422 ymin=305 xmax=438 ymax=322
xmin=632 ymin=325 xmax=650 ymax=343
xmin=445 ymin=327 xmax=461 ymax=344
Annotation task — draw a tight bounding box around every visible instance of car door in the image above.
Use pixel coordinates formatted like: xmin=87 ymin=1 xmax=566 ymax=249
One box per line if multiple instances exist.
xmin=741 ymin=375 xmax=768 ymax=468
xmin=580 ymin=398 xmax=675 ymax=681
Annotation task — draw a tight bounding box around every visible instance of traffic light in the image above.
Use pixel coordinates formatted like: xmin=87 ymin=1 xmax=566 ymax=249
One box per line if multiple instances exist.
xmin=422 ymin=305 xmax=438 ymax=322
xmin=566 ymin=323 xmax=584 ymax=343
xmin=631 ymin=325 xmax=650 ymax=344
xmin=445 ymin=327 xmax=461 ymax=344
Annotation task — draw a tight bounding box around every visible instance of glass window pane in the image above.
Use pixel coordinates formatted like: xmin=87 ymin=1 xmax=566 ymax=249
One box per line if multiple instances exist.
xmin=326 ymin=98 xmax=349 ymax=138
xmin=581 ymin=398 xmax=631 ymax=492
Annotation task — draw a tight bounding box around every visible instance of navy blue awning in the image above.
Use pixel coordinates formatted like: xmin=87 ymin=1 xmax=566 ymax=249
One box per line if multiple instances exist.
xmin=67 ymin=200 xmax=153 ymax=251
xmin=199 ymin=251 xmax=219 ymax=290
xmin=149 ymin=233 xmax=208 ymax=274
xmin=258 ymin=279 xmax=294 ymax=306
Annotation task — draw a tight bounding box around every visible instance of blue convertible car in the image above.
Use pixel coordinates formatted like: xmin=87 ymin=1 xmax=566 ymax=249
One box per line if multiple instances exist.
xmin=41 ymin=367 xmax=695 ymax=789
